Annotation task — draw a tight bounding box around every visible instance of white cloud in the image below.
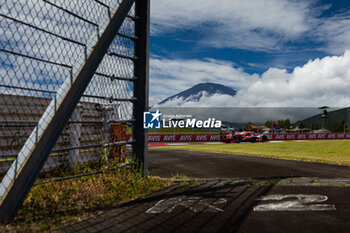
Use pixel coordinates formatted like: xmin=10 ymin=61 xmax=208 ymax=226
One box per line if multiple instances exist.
xmin=150 ymin=57 xmax=259 ymax=104
xmin=316 ymin=12 xmax=350 ymax=54
xmin=152 ymin=51 xmax=350 ymax=107
xmin=151 ymin=0 xmax=310 ymax=34
xmin=151 ymin=0 xmax=350 ymax=54
xmin=242 ymin=51 xmax=350 ymax=107
xmin=151 ymin=0 xmax=313 ymax=51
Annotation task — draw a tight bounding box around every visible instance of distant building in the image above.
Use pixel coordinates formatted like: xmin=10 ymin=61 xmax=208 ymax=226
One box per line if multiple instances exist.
xmin=287 ymin=127 xmax=311 ymax=133
xmin=312 ymin=129 xmax=331 ymax=133
xmin=246 ymin=124 xmax=268 ymax=132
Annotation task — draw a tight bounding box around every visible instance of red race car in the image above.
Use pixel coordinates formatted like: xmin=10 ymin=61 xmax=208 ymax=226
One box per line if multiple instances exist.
xmin=220 ymin=131 xmax=237 ymax=143
xmin=220 ymin=131 xmax=268 ymax=143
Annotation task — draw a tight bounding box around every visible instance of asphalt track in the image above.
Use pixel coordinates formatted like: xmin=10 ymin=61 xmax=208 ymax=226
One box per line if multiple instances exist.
xmin=58 ymin=149 xmax=350 ymax=233
xmin=149 ymin=149 xmax=350 ymax=179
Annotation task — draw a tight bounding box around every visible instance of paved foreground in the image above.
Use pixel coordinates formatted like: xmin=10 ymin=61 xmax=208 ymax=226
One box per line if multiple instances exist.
xmin=58 ymin=181 xmax=350 ymax=233
xmin=58 ymin=150 xmax=350 ymax=232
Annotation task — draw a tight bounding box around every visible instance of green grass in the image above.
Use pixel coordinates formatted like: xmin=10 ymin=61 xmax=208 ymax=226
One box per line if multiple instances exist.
xmin=1 ymin=169 xmax=172 ymax=232
xmin=154 ymin=140 xmax=350 ymax=166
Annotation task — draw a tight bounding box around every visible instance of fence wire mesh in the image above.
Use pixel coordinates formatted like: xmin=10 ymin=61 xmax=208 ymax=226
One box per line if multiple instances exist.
xmin=0 ymin=0 xmax=137 ymax=188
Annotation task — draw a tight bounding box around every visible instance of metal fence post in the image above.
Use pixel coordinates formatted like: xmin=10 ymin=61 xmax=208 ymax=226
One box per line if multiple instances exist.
xmin=346 ymin=107 xmax=350 ymax=133
xmin=68 ymin=104 xmax=82 ymax=168
xmin=104 ymin=105 xmax=113 ymax=162
xmin=132 ymin=0 xmax=150 ymax=176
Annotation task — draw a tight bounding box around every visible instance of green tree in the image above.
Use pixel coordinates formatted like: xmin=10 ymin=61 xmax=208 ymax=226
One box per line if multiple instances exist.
xmin=285 ymin=119 xmax=291 ymax=128
xmin=279 ymin=119 xmax=291 ymax=129
xmin=265 ymin=120 xmax=273 ymax=128
xmin=330 ymin=120 xmax=345 ymax=132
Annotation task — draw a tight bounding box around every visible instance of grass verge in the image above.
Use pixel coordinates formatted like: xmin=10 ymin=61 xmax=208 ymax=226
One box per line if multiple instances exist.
xmin=1 ymin=168 xmax=172 ymax=232
xmin=153 ymin=140 xmax=350 ymax=166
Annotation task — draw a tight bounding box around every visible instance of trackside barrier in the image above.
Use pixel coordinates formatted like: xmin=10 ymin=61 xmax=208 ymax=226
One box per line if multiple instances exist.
xmin=148 ymin=134 xmax=222 ymax=142
xmin=265 ymin=133 xmax=350 ymax=141
xmin=146 ymin=133 xmax=350 ymax=143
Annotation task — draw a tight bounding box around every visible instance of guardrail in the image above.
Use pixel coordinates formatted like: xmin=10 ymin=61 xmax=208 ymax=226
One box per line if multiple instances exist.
xmin=148 ymin=134 xmax=222 ymax=143
xmin=266 ymin=133 xmax=350 ymax=141
xmin=146 ymin=133 xmax=350 ymax=143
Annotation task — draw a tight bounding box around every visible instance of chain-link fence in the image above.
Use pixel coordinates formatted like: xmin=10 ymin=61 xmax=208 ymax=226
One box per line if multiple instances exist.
xmin=0 ymin=0 xmax=148 ymax=221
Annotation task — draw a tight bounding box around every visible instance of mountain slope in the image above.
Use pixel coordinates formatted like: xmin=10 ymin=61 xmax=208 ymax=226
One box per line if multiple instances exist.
xmin=296 ymin=107 xmax=350 ymax=130
xmin=158 ymin=82 xmax=237 ymax=105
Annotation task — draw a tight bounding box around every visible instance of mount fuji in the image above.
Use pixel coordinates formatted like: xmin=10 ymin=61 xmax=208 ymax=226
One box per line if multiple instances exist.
xmin=158 ymin=82 xmax=237 ymax=106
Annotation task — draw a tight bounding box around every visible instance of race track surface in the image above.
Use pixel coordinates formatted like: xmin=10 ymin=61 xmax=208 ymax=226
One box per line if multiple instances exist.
xmin=149 ymin=149 xmax=350 ymax=179
xmin=58 ymin=181 xmax=350 ymax=233
xmin=58 ymin=149 xmax=350 ymax=233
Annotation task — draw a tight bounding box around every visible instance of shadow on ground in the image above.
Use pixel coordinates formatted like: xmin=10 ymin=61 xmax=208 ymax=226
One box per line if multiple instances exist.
xmin=56 ymin=181 xmax=272 ymax=233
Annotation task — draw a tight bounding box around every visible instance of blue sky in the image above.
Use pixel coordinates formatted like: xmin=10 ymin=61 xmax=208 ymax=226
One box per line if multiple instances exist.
xmin=1 ymin=0 xmax=350 ymax=108
xmin=149 ymin=0 xmax=350 ymax=107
